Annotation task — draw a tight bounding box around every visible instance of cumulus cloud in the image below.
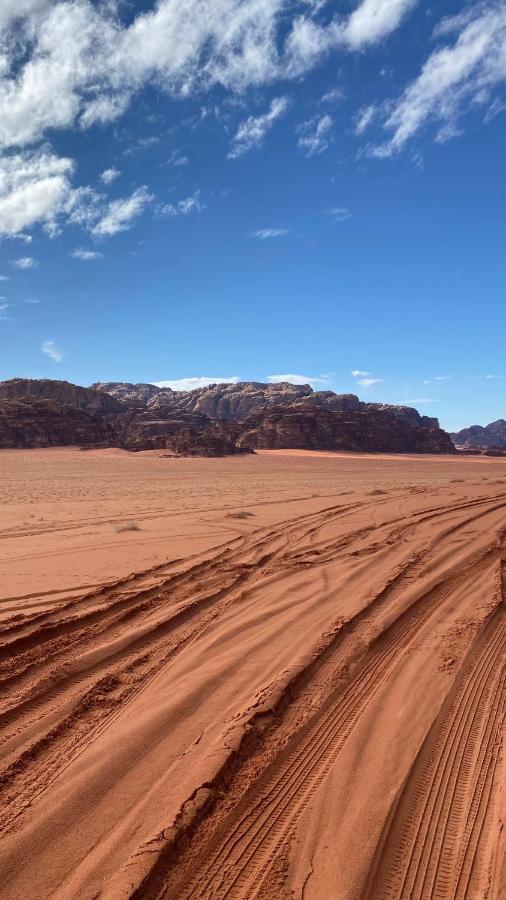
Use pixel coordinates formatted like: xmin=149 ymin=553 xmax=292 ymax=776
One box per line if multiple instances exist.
xmin=297 ymin=114 xmax=333 ymax=156
xmin=0 ymin=0 xmax=418 ymax=160
xmin=153 ymin=376 xmax=241 ymax=391
xmin=71 ymin=248 xmax=104 ymax=260
xmin=42 ymin=339 xmax=64 ymax=362
xmin=100 ymin=167 xmax=121 ymax=184
xmin=253 ymin=228 xmax=289 ymax=239
xmin=228 ymin=97 xmax=289 ymax=158
xmin=12 ymin=256 xmax=37 ymax=268
xmin=0 ymin=149 xmax=74 ymax=237
xmin=371 ymin=3 xmax=506 ymax=156
xmin=91 ymin=186 xmax=152 ymax=237
xmin=267 ymin=373 xmax=332 ymax=387
xmin=161 ymin=190 xmax=204 ymax=217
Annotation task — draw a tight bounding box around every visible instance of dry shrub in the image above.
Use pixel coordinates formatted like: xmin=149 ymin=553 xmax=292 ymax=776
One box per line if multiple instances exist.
xmin=226 ymin=510 xmax=255 ymax=519
xmin=114 ymin=521 xmax=141 ymax=533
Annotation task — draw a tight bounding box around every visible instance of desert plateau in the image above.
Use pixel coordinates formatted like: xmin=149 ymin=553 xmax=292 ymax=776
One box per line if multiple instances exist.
xmin=0 ymin=447 xmax=505 ymax=899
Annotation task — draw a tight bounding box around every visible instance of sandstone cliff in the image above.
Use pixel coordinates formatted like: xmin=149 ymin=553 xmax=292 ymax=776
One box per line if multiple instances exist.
xmin=0 ymin=378 xmax=456 ymax=455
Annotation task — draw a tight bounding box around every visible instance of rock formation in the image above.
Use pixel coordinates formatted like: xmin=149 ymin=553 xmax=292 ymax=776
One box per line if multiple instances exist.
xmin=234 ymin=404 xmax=454 ymax=454
xmin=0 ymin=398 xmax=114 ymax=448
xmin=0 ymin=378 xmax=456 ymax=455
xmin=451 ymin=419 xmax=506 ymax=449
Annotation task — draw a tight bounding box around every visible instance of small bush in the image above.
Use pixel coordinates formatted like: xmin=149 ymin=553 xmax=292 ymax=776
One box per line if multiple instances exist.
xmin=226 ymin=510 xmax=256 ymax=519
xmin=114 ymin=521 xmax=141 ymax=533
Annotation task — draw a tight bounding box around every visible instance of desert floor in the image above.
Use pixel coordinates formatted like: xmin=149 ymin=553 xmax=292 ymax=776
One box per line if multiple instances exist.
xmin=0 ymin=447 xmax=505 ymax=899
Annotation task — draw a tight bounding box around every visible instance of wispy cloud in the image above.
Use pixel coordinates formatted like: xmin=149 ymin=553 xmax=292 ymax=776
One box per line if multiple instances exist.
xmin=228 ymin=97 xmax=289 ymax=159
xmin=12 ymin=257 xmax=37 ymax=269
xmin=253 ymin=228 xmax=289 ymax=239
xmin=357 ymin=377 xmax=383 ymax=387
xmin=484 ymin=373 xmax=505 ymax=379
xmin=161 ymin=190 xmax=205 ymax=217
xmin=71 ymin=248 xmax=104 ymax=261
xmin=351 ymin=369 xmax=370 ymax=377
xmin=91 ymin=186 xmax=153 ymax=237
xmin=42 ymin=340 xmax=64 ymax=362
xmin=321 ymin=87 xmax=345 ymax=104
xmin=167 ymin=150 xmax=189 ymax=167
xmin=0 ymin=275 xmax=8 ymax=281
xmin=100 ymin=167 xmax=121 ymax=185
xmin=24 ymin=297 xmax=40 ymax=304
xmin=267 ymin=373 xmax=332 ymax=387
xmin=297 ymin=114 xmax=333 ymax=156
xmin=153 ymin=376 xmax=240 ymax=391
xmin=327 ymin=207 xmax=351 ymax=223
xmin=370 ymin=4 xmax=506 ymax=156
xmin=354 ymin=104 xmax=376 ymax=135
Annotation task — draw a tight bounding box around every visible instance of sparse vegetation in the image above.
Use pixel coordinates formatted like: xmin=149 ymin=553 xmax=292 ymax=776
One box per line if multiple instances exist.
xmin=114 ymin=521 xmax=141 ymax=532
xmin=226 ymin=510 xmax=256 ymax=519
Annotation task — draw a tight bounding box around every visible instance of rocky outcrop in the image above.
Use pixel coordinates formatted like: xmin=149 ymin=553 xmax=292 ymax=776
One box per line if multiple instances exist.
xmin=165 ymin=424 xmax=254 ymax=457
xmin=0 ymin=398 xmax=115 ymax=448
xmin=0 ymin=377 xmax=456 ymax=455
xmin=93 ymin=380 xmax=445 ymax=430
xmin=451 ymin=420 xmax=506 ymax=449
xmin=0 ymin=379 xmax=123 ymax=414
xmin=234 ymin=404 xmax=455 ymax=455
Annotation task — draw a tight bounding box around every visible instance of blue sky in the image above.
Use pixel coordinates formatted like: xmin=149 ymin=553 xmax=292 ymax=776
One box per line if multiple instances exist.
xmin=0 ymin=0 xmax=504 ymax=431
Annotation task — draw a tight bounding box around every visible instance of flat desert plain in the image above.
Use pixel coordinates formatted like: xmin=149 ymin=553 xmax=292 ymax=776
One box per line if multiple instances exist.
xmin=0 ymin=447 xmax=505 ymax=900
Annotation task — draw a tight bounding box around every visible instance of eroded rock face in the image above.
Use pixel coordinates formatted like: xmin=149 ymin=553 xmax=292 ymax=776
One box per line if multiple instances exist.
xmin=451 ymin=420 xmax=506 ymax=449
xmin=234 ymin=405 xmax=455 ymax=455
xmin=0 ymin=379 xmax=123 ymax=413
xmin=0 ymin=398 xmax=115 ymax=448
xmin=0 ymin=378 xmax=456 ymax=455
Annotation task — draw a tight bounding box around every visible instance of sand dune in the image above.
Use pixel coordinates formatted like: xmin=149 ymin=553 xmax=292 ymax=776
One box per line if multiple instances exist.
xmin=0 ymin=449 xmax=505 ymax=899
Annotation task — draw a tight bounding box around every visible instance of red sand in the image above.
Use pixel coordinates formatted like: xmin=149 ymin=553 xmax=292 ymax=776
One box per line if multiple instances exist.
xmin=0 ymin=448 xmax=505 ymax=899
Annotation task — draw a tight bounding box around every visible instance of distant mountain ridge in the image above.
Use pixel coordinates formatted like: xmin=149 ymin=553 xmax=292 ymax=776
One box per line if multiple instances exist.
xmin=451 ymin=420 xmax=506 ymax=449
xmin=0 ymin=377 xmax=455 ymax=455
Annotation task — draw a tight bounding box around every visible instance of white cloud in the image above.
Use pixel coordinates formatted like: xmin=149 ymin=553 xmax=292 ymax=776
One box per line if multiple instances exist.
xmin=327 ymin=207 xmax=351 ymax=222
xmin=297 ymin=114 xmax=333 ymax=156
xmin=267 ymin=373 xmax=332 ymax=387
xmin=321 ymin=87 xmax=345 ymax=104
xmin=404 ymin=397 xmax=439 ymax=403
xmin=24 ymin=297 xmax=40 ymax=303
xmin=357 ymin=377 xmax=383 ymax=387
xmin=167 ymin=150 xmax=189 ymax=167
xmin=12 ymin=256 xmax=37 ymax=268
xmin=161 ymin=190 xmax=204 ymax=217
xmin=228 ymin=97 xmax=289 ymax=158
xmin=91 ymin=186 xmax=152 ymax=237
xmin=0 ymin=0 xmax=417 ymax=160
xmin=253 ymin=228 xmax=289 ymax=239
xmin=371 ymin=4 xmax=506 ymax=156
xmin=100 ymin=167 xmax=121 ymax=184
xmin=42 ymin=339 xmax=64 ymax=362
xmin=351 ymin=369 xmax=370 ymax=377
xmin=153 ymin=376 xmax=240 ymax=391
xmin=0 ymin=275 xmax=8 ymax=281
xmin=484 ymin=373 xmax=505 ymax=379
xmin=354 ymin=104 xmax=376 ymax=134
xmin=0 ymin=149 xmax=74 ymax=237
xmin=71 ymin=248 xmax=104 ymax=260
xmin=344 ymin=0 xmax=418 ymax=49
